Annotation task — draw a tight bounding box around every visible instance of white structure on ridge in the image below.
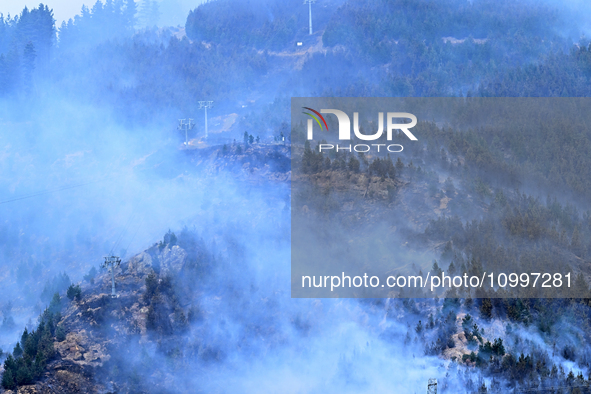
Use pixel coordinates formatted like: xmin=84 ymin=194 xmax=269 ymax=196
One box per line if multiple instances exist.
xmin=198 ymin=101 xmax=214 ymax=138
xmin=102 ymin=255 xmax=121 ymax=298
xmin=304 ymin=0 xmax=316 ymax=35
xmin=178 ymin=118 xmax=195 ymax=146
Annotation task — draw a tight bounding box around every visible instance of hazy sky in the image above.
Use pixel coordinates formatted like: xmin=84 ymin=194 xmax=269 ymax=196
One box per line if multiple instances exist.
xmin=0 ymin=0 xmax=204 ymax=27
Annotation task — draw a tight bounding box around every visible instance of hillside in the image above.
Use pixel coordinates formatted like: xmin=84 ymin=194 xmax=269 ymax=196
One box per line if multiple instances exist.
xmin=2 ymin=0 xmax=591 ymax=393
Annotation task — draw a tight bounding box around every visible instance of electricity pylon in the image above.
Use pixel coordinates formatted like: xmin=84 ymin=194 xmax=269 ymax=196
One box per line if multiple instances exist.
xmin=102 ymin=255 xmax=121 ymax=298
xmin=178 ymin=119 xmax=195 ymax=146
xmin=198 ymin=101 xmax=213 ymax=139
xmin=304 ymin=0 xmax=316 ymax=35
xmin=427 ymin=378 xmax=437 ymax=394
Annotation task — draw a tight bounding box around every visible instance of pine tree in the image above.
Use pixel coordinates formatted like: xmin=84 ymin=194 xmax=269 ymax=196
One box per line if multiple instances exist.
xmin=124 ymin=0 xmax=138 ymax=31
xmin=15 ymin=365 xmax=32 ymax=386
xmin=22 ymin=42 xmax=36 ymax=94
xmin=13 ymin=342 xmax=23 ymax=358
xmin=480 ymin=299 xmax=493 ymax=320
xmin=49 ymin=293 xmax=61 ymax=314
xmin=492 ymin=338 xmax=505 ymax=356
xmin=1 ymin=367 xmax=15 ymax=390
xmin=444 ymin=177 xmax=455 ymax=196
xmin=66 ymin=284 xmax=82 ymax=301
xmin=139 ymin=0 xmax=159 ymax=27
xmin=20 ymin=327 xmax=29 ymax=350
xmin=56 ymin=325 xmax=66 ymax=342
xmin=431 ymin=260 xmax=443 ymax=277
xmin=571 ymin=225 xmax=582 ymax=255
xmin=348 ymin=156 xmax=360 ymax=173
xmin=447 ymin=261 xmax=456 ymax=275
xmin=415 ymin=320 xmax=423 ymax=334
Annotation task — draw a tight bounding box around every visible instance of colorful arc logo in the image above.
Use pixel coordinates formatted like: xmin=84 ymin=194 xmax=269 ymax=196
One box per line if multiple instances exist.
xmin=302 ymin=107 xmax=328 ymax=131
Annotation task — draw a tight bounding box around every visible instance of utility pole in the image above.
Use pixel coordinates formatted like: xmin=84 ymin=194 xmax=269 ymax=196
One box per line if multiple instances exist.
xmin=427 ymin=378 xmax=437 ymax=394
xmin=304 ymin=0 xmax=316 ymax=35
xmin=102 ymin=256 xmax=121 ymax=298
xmin=198 ymin=101 xmax=213 ymax=139
xmin=177 ymin=119 xmax=195 ymax=147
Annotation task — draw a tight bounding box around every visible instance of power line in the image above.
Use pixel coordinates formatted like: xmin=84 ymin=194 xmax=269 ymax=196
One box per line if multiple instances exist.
xmin=123 ymin=217 xmax=144 ymax=257
xmin=0 ymin=178 xmax=108 ymax=205
xmin=108 ymin=195 xmax=145 ymax=256
xmin=109 ymin=210 xmax=136 ymax=256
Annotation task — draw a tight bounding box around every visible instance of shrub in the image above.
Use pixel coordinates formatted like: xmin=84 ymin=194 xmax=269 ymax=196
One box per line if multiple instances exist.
xmin=66 ymin=284 xmax=82 ymax=302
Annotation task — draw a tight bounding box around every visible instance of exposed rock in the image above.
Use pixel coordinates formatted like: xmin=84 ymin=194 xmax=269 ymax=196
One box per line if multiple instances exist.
xmin=126 ymin=252 xmax=154 ymax=275
xmin=0 ymin=239 xmax=199 ymax=393
xmin=54 ymin=331 xmax=110 ymax=367
xmin=158 ymin=245 xmax=187 ymax=274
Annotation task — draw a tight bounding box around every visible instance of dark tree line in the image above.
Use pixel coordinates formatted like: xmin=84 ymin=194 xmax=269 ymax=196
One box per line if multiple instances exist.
xmin=58 ymin=0 xmax=137 ymax=51
xmin=0 ymin=4 xmax=54 ymax=95
xmin=1 ymin=295 xmax=63 ymax=390
xmin=300 ymin=140 xmax=399 ymax=179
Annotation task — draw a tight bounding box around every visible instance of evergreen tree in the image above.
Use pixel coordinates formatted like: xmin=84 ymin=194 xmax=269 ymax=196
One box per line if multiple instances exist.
xmin=123 ymin=0 xmax=138 ymax=31
xmin=1 ymin=366 xmax=15 ymax=390
xmin=480 ymin=299 xmax=493 ymax=320
xmin=66 ymin=284 xmax=82 ymax=301
xmin=571 ymin=225 xmax=582 ymax=255
xmin=431 ymin=260 xmax=443 ymax=277
xmin=348 ymin=156 xmax=360 ymax=173
xmin=139 ymin=0 xmax=159 ymax=27
xmin=13 ymin=343 xmax=23 ymax=358
xmin=84 ymin=266 xmax=98 ymax=284
xmin=492 ymin=338 xmax=505 ymax=356
xmin=15 ymin=365 xmax=32 ymax=386
xmin=22 ymin=41 xmax=36 ymax=94
xmin=415 ymin=320 xmax=423 ymax=334
xmin=49 ymin=293 xmax=61 ymax=314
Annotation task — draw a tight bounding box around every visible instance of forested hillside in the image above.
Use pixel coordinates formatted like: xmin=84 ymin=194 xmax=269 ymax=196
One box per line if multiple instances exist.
xmin=2 ymin=0 xmax=590 ymax=120
xmin=1 ymin=0 xmax=591 ymax=392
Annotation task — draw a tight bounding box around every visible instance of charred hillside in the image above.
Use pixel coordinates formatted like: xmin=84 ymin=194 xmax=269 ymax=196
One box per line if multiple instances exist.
xmin=188 ymin=142 xmax=291 ymax=183
xmin=1 ymin=231 xmax=216 ymax=393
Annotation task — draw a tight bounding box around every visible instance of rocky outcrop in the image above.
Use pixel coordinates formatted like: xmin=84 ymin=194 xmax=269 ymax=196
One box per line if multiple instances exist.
xmin=5 ymin=240 xmax=193 ymax=394
xmin=54 ymin=331 xmax=110 ymax=368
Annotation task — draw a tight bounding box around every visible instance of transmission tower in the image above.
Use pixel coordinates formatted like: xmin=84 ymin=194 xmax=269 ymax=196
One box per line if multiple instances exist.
xmin=427 ymin=378 xmax=437 ymax=394
xmin=102 ymin=255 xmax=121 ymax=298
xmin=304 ymin=0 xmax=316 ymax=35
xmin=177 ymin=119 xmax=195 ymax=146
xmin=198 ymin=101 xmax=213 ymax=139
